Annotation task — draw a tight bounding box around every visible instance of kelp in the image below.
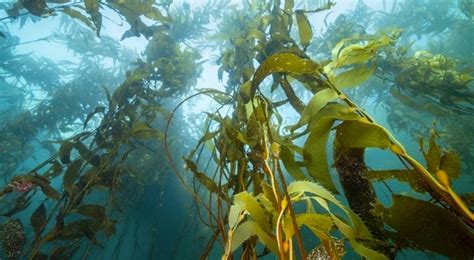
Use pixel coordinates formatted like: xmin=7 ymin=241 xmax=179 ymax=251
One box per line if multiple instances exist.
xmin=1 ymin=0 xmax=473 ymax=259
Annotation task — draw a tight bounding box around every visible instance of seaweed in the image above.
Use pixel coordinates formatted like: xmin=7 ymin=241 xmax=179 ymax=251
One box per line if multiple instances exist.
xmin=0 ymin=0 xmax=473 ymax=259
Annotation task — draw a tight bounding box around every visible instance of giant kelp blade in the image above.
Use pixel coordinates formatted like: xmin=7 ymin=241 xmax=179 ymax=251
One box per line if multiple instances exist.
xmin=422 ymin=133 xmax=441 ymax=174
xmin=279 ymin=145 xmax=306 ymax=180
xmin=31 ymin=176 xmax=61 ymax=200
xmin=439 ymin=150 xmax=461 ymax=179
xmin=332 ymin=64 xmax=376 ymax=89
xmin=130 ymin=122 xmax=164 ymax=140
xmin=295 ymin=10 xmax=313 ymax=49
xmin=295 ymin=213 xmax=333 ymax=240
xmin=365 ymin=169 xmax=427 ymax=193
xmin=31 ymin=203 xmax=46 ymax=237
xmin=233 ymin=192 xmax=272 ymax=234
xmin=335 ymin=119 xmax=391 ymax=149
xmin=248 ymin=52 xmax=321 ymax=102
xmin=303 ymin=104 xmax=359 ymax=193
xmin=230 ymin=221 xmax=278 ymax=255
xmin=76 ymin=204 xmax=106 ymax=222
xmin=59 ymin=141 xmax=74 ymax=164
xmin=22 ymin=0 xmax=47 ymax=16
xmin=61 ymin=8 xmax=96 ymax=32
xmin=291 ymin=88 xmax=338 ymax=131
xmin=383 ymin=195 xmax=474 ymax=258
xmin=63 ymin=159 xmax=83 ymax=193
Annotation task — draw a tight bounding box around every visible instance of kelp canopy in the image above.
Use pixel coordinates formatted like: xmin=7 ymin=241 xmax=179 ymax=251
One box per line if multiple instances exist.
xmin=0 ymin=0 xmax=473 ymax=259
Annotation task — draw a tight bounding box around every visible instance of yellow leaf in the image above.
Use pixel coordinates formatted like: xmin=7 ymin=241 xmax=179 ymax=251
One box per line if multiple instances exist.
xmin=332 ymin=64 xmax=376 ymax=89
xmin=248 ymin=52 xmax=321 ymax=102
xmin=295 ymin=10 xmax=313 ymax=48
xmin=335 ymin=119 xmax=391 ymax=149
xmin=291 ymin=88 xmax=338 ymax=131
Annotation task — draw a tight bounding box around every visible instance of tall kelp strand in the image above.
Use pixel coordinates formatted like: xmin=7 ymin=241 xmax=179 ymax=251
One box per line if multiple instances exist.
xmin=0 ymin=0 xmax=473 ymax=259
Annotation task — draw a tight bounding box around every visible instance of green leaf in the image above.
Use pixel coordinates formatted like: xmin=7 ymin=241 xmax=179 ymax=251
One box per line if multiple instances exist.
xmin=365 ymin=169 xmax=427 ymax=193
xmin=291 ymin=88 xmax=338 ymax=131
xmin=61 ymin=8 xmax=96 ymax=32
xmin=296 ymin=213 xmax=333 ymax=240
xmin=130 ymin=122 xmax=163 ymax=140
xmin=63 ymin=159 xmax=83 ymax=193
xmin=74 ymin=141 xmax=99 ymax=166
xmin=57 ymin=219 xmax=101 ymax=242
xmin=51 ymin=243 xmax=80 ymax=259
xmin=295 ymin=10 xmax=313 ymax=48
xmin=335 ymin=119 xmax=391 ymax=149
xmin=303 ymin=104 xmax=359 ymax=193
xmin=76 ymin=204 xmax=106 ymax=222
xmin=144 ymin=7 xmax=169 ymax=22
xmin=280 ymin=145 xmax=306 ymax=180
xmin=84 ymin=0 xmax=99 ymax=14
xmin=311 ymin=196 xmax=385 ymax=259
xmin=22 ymin=0 xmax=47 ymax=16
xmin=31 ymin=203 xmax=46 ymax=237
xmin=233 ymin=192 xmax=272 ymax=234
xmin=332 ymin=64 xmax=376 ymax=89
xmin=59 ymin=141 xmax=74 ymax=164
xmin=439 ymin=150 xmax=460 ymax=180
xmin=230 ymin=221 xmax=278 ymax=255
xmin=383 ymin=195 xmax=474 ymax=258
xmin=287 ymin=181 xmax=372 ymax=237
xmin=199 ymin=89 xmax=232 ymax=105
xmin=44 ymin=160 xmax=63 ymax=179
xmin=248 ymin=52 xmax=321 ymax=102
xmin=424 ymin=133 xmax=441 ymax=173
xmin=183 ymin=159 xmax=227 ymax=200
xmin=31 ymin=176 xmax=61 ymax=200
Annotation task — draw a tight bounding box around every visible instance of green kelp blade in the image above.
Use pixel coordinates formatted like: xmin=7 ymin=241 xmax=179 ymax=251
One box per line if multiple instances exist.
xmin=144 ymin=7 xmax=170 ymax=22
xmin=22 ymin=0 xmax=47 ymax=16
xmin=83 ymin=106 xmax=105 ymax=129
xmin=287 ymin=181 xmax=386 ymax=259
xmin=383 ymin=195 xmax=474 ymax=258
xmin=332 ymin=64 xmax=376 ymax=89
xmin=31 ymin=203 xmax=46 ymax=237
xmin=63 ymin=159 xmax=83 ymax=193
xmin=295 ymin=213 xmax=333 ymax=241
xmin=84 ymin=0 xmax=99 ymax=14
xmin=30 ymin=176 xmax=61 ymax=200
xmin=233 ymin=191 xmax=272 ymax=234
xmin=303 ymin=104 xmax=359 ymax=193
xmin=439 ymin=150 xmax=460 ymax=179
xmin=51 ymin=243 xmax=81 ymax=259
xmin=247 ymin=52 xmax=321 ymax=102
xmin=76 ymin=204 xmax=106 ymax=222
xmin=130 ymin=122 xmax=163 ymax=140
xmin=61 ymin=8 xmax=96 ymax=32
xmin=183 ymin=159 xmax=227 ymax=200
xmin=59 ymin=141 xmax=74 ymax=164
xmin=280 ymin=145 xmax=306 ymax=180
xmin=230 ymin=221 xmax=278 ymax=255
xmin=287 ymin=181 xmax=372 ymax=239
xmin=365 ymin=169 xmax=427 ymax=193
xmin=313 ymin=196 xmax=387 ymax=260
xmin=295 ymin=10 xmax=313 ymax=49
xmin=335 ymin=119 xmax=391 ymax=149
xmin=291 ymin=88 xmax=338 ymax=131
xmin=421 ymin=132 xmax=441 ymax=174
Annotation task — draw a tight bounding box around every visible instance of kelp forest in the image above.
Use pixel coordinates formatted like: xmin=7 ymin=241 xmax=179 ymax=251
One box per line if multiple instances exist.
xmin=0 ymin=0 xmax=473 ymax=259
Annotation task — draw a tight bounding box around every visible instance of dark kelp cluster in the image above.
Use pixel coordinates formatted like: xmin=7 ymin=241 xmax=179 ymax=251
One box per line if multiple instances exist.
xmin=0 ymin=0 xmax=473 ymax=259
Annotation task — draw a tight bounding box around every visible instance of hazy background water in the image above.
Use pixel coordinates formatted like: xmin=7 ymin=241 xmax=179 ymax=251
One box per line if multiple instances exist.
xmin=1 ymin=0 xmax=472 ymax=259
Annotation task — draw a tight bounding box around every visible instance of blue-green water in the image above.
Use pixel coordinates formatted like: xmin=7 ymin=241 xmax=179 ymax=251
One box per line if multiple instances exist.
xmin=0 ymin=0 xmax=473 ymax=259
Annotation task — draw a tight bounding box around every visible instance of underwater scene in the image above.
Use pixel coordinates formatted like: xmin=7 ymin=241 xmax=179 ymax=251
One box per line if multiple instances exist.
xmin=0 ymin=0 xmax=473 ymax=259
